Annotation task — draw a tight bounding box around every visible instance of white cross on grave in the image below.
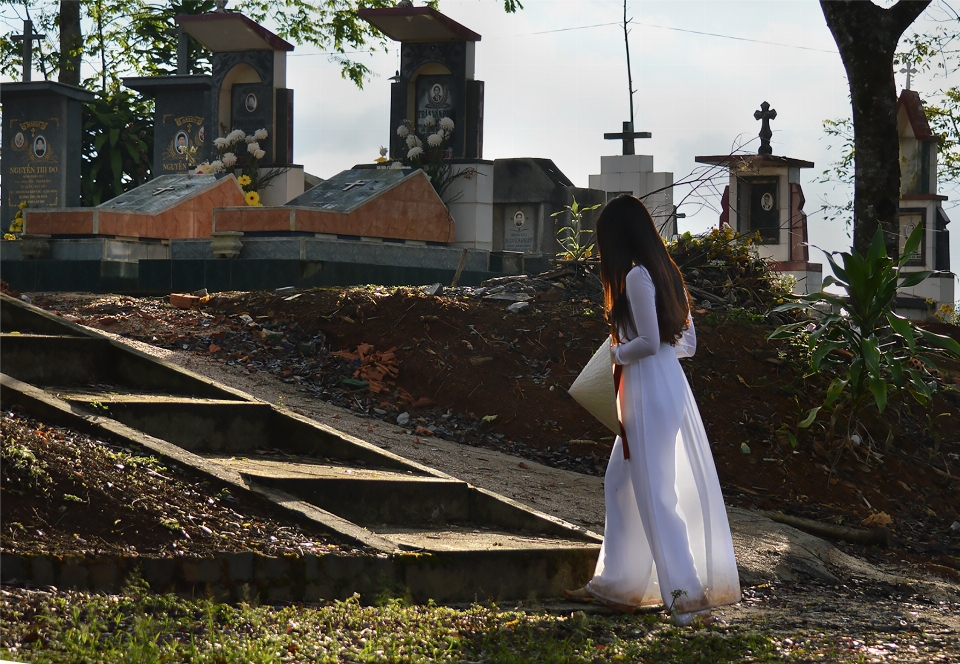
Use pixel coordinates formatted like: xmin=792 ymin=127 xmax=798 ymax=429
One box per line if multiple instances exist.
xmin=152 ymin=186 xmax=176 ymax=196
xmin=899 ymin=63 xmax=918 ymax=91
xmin=342 ymin=180 xmax=367 ymax=191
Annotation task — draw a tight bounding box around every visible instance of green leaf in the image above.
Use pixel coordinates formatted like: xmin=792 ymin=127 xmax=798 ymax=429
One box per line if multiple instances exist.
xmin=823 ymin=251 xmax=849 ymax=284
xmin=825 ymin=377 xmax=848 ymax=406
xmin=740 ymin=442 xmax=751 ymax=454
xmin=862 ymin=336 xmax=881 ymax=376
xmin=918 ymin=328 xmax=960 ymax=358
xmin=890 ymin=358 xmax=904 ymax=389
xmin=885 ymin=312 xmax=916 ymax=351
xmin=798 ymin=407 xmax=821 ymax=428
xmin=898 ymin=270 xmax=935 ymax=288
xmin=869 ymin=375 xmax=888 ymax=413
xmin=866 ymin=227 xmax=888 ymax=265
xmin=905 ymin=368 xmax=932 ymax=401
xmin=900 ymin=222 xmax=924 ymax=265
xmin=811 ymin=340 xmax=847 ymax=369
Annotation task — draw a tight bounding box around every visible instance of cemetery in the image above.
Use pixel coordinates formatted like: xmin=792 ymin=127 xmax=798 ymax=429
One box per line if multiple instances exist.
xmin=1 ymin=0 xmax=960 ymax=660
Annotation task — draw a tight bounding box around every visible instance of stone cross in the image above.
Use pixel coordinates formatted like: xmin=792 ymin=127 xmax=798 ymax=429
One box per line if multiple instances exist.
xmin=152 ymin=186 xmax=176 ymax=196
xmin=754 ymin=101 xmax=777 ymax=155
xmin=342 ymin=180 xmax=367 ymax=191
xmin=11 ymin=19 xmax=45 ymax=83
xmin=603 ymin=121 xmax=651 ymax=156
xmin=899 ymin=63 xmax=918 ymax=91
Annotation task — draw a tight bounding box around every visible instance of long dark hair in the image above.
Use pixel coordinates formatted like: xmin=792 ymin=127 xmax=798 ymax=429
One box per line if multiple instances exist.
xmin=595 ymin=195 xmax=690 ymax=345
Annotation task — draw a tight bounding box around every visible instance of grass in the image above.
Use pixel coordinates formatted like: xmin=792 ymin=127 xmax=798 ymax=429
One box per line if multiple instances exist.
xmin=0 ymin=582 xmax=797 ymax=663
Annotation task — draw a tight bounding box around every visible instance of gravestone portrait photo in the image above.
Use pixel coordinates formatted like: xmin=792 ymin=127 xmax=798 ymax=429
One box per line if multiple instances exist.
xmin=33 ymin=135 xmax=46 ymax=158
xmin=198 ymin=126 xmax=205 ymax=144
xmin=175 ymin=132 xmax=188 ymax=154
xmin=14 ymin=132 xmax=24 ymax=149
xmin=430 ymin=83 xmax=445 ymax=105
xmin=245 ymin=93 xmax=258 ymax=113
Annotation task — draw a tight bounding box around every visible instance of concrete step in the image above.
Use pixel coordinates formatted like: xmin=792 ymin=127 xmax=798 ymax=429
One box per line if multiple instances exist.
xmin=376 ymin=526 xmax=598 ymax=552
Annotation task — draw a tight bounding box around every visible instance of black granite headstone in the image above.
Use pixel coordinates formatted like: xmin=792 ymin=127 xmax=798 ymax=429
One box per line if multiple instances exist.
xmin=359 ymin=8 xmax=484 ymax=161
xmin=0 ymin=82 xmax=94 ymax=227
xmin=737 ymin=176 xmax=779 ymax=243
xmin=124 ymin=75 xmax=214 ymax=176
xmin=178 ymin=13 xmax=295 ymax=167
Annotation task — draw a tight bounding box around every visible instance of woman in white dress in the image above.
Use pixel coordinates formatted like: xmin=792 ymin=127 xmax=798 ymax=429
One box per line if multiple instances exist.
xmin=566 ymin=195 xmax=740 ymax=625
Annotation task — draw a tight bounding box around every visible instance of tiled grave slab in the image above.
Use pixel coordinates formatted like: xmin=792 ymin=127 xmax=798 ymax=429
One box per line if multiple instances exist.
xmin=24 ymin=174 xmax=247 ymax=239
xmin=214 ymin=168 xmax=455 ymax=243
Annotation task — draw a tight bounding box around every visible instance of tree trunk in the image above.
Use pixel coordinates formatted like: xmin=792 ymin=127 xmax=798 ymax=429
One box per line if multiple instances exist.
xmin=58 ymin=0 xmax=82 ymax=86
xmin=820 ymin=0 xmax=930 ymax=258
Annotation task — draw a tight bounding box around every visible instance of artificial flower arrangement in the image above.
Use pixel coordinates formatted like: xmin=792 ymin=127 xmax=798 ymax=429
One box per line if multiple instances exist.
xmin=4 ymin=201 xmax=27 ymax=240
xmin=193 ymin=128 xmax=271 ymax=206
xmin=394 ymin=116 xmax=475 ymax=201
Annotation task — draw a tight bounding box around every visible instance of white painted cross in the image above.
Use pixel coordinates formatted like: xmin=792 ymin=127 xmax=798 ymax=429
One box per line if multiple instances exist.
xmin=342 ymin=180 xmax=367 ymax=191
xmin=899 ymin=63 xmax=918 ymax=91
xmin=152 ymin=186 xmax=176 ymax=196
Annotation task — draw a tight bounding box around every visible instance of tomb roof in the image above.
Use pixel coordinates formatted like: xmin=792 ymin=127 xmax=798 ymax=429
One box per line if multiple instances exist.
xmin=285 ymin=167 xmax=419 ymax=214
xmin=176 ymin=13 xmax=294 ymax=52
xmin=694 ymin=153 xmax=814 ymax=169
xmin=98 ymin=174 xmax=227 ymax=215
xmin=1 ymin=80 xmax=95 ymax=102
xmin=358 ymin=6 xmax=481 ymax=43
xmin=123 ymin=75 xmax=213 ymax=95
xmin=897 ymin=89 xmax=936 ymax=142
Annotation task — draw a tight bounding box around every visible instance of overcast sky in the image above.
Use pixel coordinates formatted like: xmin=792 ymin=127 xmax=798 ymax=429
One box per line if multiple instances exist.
xmin=290 ymin=0 xmax=957 ymax=289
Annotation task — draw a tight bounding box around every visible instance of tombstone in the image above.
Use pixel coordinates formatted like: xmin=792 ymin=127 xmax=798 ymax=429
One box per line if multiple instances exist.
xmin=895 ymin=88 xmax=953 ymax=317
xmin=358 ymin=6 xmax=484 ymax=161
xmin=175 ymin=11 xmax=303 ymax=205
xmin=492 ymin=158 xmax=605 ymax=272
xmin=358 ymin=6 xmax=492 ymax=251
xmin=695 ymin=102 xmax=822 ymax=295
xmin=213 ymin=167 xmax=455 ymax=243
xmin=1 ymin=20 xmax=95 ymax=228
xmin=23 ymin=174 xmax=247 ymax=240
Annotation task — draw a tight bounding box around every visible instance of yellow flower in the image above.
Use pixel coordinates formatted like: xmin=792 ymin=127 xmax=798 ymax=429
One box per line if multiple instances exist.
xmin=245 ymin=190 xmax=260 ymax=206
xmin=237 ymin=175 xmax=252 ymax=187
xmin=18 ymin=201 xmax=28 ymax=209
xmin=3 ymin=233 xmax=17 ymax=241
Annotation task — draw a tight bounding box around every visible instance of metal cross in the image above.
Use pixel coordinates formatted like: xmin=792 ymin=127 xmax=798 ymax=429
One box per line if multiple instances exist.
xmin=342 ymin=180 xmax=367 ymax=191
xmin=152 ymin=186 xmax=176 ymax=196
xmin=11 ymin=20 xmax=45 ymax=83
xmin=603 ymin=121 xmax=651 ymax=156
xmin=754 ymin=101 xmax=777 ymax=155
xmin=899 ymin=63 xmax=918 ymax=91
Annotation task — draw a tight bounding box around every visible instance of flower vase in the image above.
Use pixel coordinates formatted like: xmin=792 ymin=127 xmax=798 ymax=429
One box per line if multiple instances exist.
xmin=211 ymin=231 xmax=243 ymax=259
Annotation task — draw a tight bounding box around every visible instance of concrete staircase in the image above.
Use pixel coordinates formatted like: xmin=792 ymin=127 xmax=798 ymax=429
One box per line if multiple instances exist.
xmin=0 ymin=293 xmax=600 ymax=602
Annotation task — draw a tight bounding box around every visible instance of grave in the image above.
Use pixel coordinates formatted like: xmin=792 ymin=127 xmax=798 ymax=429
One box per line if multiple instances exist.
xmin=359 ymin=6 xmax=493 ymax=252
xmin=696 ymin=102 xmax=822 ymax=295
xmin=1 ymin=20 xmax=95 ymax=228
xmin=492 ymin=158 xmax=605 ymax=273
xmin=589 ymin=121 xmax=675 ymax=238
xmin=212 ymin=167 xmax=455 ymax=244
xmin=23 ymin=174 xmax=247 ymax=240
xmin=175 ymin=11 xmax=303 ymax=205
xmin=894 ymin=88 xmax=954 ymax=317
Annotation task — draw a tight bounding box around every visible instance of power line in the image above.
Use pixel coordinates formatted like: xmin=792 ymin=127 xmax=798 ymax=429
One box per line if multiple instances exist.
xmin=508 ymin=19 xmax=838 ymax=55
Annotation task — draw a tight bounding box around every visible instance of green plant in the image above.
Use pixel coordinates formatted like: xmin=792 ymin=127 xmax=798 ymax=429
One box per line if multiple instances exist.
xmin=81 ymin=89 xmax=153 ymax=206
xmin=552 ymin=197 xmax=602 ymax=269
xmin=769 ymin=226 xmax=960 ymax=459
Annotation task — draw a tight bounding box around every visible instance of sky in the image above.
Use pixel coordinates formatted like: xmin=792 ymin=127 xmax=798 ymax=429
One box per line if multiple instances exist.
xmin=3 ymin=0 xmax=958 ymax=292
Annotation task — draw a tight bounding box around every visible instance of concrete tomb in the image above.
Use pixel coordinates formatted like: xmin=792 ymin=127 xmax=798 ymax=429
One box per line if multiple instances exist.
xmin=172 ymin=11 xmax=303 ymax=205
xmin=213 ymin=167 xmax=455 ymax=244
xmin=1 ymin=20 xmax=95 ymax=228
xmin=359 ymin=6 xmax=484 ymax=161
xmin=588 ymin=153 xmax=675 ymax=239
xmin=696 ymin=102 xmax=822 ymax=295
xmin=24 ymin=174 xmax=247 ymax=240
xmin=492 ymin=158 xmax=605 ymax=272
xmin=894 ymin=89 xmax=953 ymax=316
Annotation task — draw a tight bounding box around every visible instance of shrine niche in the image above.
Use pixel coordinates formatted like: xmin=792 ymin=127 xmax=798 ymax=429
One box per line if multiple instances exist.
xmin=895 ymin=89 xmax=953 ymax=317
xmin=359 ymin=6 xmax=484 ymax=161
xmin=696 ymin=102 xmax=822 ymax=295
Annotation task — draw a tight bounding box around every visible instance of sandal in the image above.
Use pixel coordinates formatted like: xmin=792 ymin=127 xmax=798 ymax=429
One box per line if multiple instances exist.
xmin=563 ymin=587 xmax=595 ymax=603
